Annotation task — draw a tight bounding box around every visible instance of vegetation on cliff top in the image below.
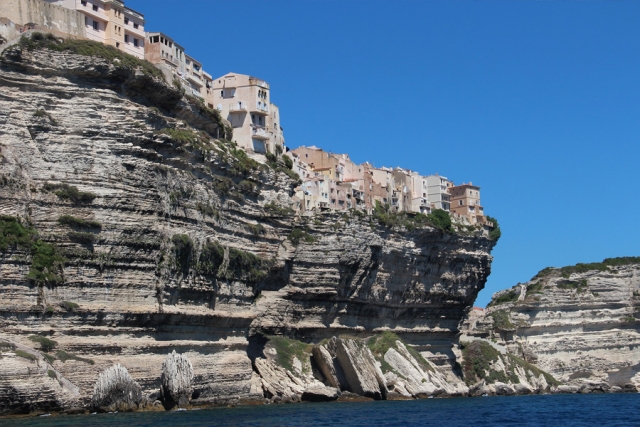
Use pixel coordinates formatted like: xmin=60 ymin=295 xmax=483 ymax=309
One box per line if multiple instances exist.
xmin=43 ymin=183 xmax=97 ymax=204
xmin=534 ymin=256 xmax=640 ymax=280
xmin=19 ymin=32 xmax=164 ymax=79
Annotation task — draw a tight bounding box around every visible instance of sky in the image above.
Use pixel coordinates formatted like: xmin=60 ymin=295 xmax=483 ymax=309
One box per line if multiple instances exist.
xmin=126 ymin=0 xmax=640 ymax=307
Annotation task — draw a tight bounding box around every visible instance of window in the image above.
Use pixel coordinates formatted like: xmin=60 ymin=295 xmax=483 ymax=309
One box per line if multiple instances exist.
xmin=134 ymin=23 xmax=139 ymax=29
xmin=93 ymin=4 xmax=98 ymax=11
xmin=92 ymin=20 xmax=99 ymax=31
xmin=133 ymin=38 xmax=138 ymax=47
xmin=124 ymin=17 xmax=129 ymax=24
xmin=220 ymin=90 xmax=224 ymax=97
xmin=81 ymin=0 xmax=86 ymax=5
xmin=124 ymin=34 xmax=129 ymax=43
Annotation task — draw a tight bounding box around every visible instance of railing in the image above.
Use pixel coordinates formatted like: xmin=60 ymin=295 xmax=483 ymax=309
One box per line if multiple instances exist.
xmin=252 ymin=126 xmax=269 ymax=140
xmin=124 ymin=7 xmax=144 ymax=20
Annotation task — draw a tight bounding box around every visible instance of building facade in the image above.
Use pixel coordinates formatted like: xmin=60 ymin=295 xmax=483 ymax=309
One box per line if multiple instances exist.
xmin=57 ymin=0 xmax=145 ymax=59
xmin=449 ymin=183 xmax=484 ymax=224
xmin=212 ymin=73 xmax=284 ymax=154
xmin=426 ymin=174 xmax=452 ymax=211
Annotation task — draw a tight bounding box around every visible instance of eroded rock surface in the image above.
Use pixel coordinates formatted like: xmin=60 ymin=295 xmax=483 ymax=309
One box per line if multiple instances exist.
xmin=0 ymin=34 xmax=496 ymax=414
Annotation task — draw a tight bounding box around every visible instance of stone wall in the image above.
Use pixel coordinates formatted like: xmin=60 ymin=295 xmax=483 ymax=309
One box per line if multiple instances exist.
xmin=1 ymin=0 xmax=85 ymax=37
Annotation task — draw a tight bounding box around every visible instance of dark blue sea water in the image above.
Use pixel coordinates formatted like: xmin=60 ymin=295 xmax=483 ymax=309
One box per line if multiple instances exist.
xmin=4 ymin=394 xmax=640 ymax=427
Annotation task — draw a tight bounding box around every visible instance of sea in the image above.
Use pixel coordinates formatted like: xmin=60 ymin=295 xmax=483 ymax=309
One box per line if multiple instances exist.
xmin=3 ymin=394 xmax=640 ymax=427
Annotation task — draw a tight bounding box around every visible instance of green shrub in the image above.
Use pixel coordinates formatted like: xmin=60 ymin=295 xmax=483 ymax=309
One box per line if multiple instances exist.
xmin=526 ymin=281 xmax=544 ymax=295
xmin=28 ymin=335 xmax=57 ymax=352
xmin=47 ymin=370 xmax=57 ymax=379
xmin=460 ymin=340 xmax=501 ymax=385
xmin=486 ymin=216 xmax=501 ymax=241
xmin=58 ymin=215 xmax=102 ymax=230
xmin=287 ymin=227 xmax=316 ymax=246
xmin=157 ymin=128 xmax=198 ymax=144
xmin=68 ymin=231 xmax=97 ymax=244
xmin=171 ymin=234 xmax=193 ymax=273
xmin=33 ymin=109 xmax=58 ymax=125
xmin=20 ymin=33 xmax=164 ymax=79
xmin=226 ymin=248 xmax=269 ymax=282
xmin=557 ymin=279 xmax=588 ymax=292
xmin=427 ymin=209 xmax=452 ymax=232
xmin=238 ymin=180 xmax=257 ymax=194
xmin=267 ymin=336 xmax=311 ymax=373
xmin=0 ymin=215 xmax=34 ymax=251
xmin=263 ymin=201 xmax=294 ymax=216
xmin=490 ymin=310 xmax=514 ymax=330
xmin=43 ymin=183 xmax=97 ymax=204
xmin=60 ymin=301 xmax=79 ymax=312
xmin=0 ymin=216 xmax=65 ymax=285
xmin=42 ymin=353 xmax=56 ymax=364
xmin=27 ymin=240 xmax=65 ymax=286
xmin=282 ymin=155 xmax=293 ymax=170
xmin=246 ymin=223 xmax=266 ymax=236
xmin=196 ymin=202 xmax=219 ymax=218
xmin=196 ymin=240 xmax=225 ymax=275
xmin=55 ymin=350 xmax=94 ymax=365
xmin=488 ymin=289 xmax=519 ymax=307
xmin=15 ymin=350 xmax=37 ymax=361
xmin=212 ymin=177 xmax=234 ymax=197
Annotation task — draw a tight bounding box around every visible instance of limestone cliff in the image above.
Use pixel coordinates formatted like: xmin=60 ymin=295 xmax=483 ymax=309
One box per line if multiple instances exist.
xmin=463 ymin=258 xmax=640 ymax=394
xmin=0 ymin=33 xmax=496 ymax=415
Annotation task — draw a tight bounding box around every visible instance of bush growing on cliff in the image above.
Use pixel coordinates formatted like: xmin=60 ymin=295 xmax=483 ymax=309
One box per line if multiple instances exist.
xmin=460 ymin=340 xmax=502 ymax=385
xmin=263 ymin=201 xmax=295 ymax=216
xmin=56 ymin=350 xmax=94 ymax=365
xmin=427 ymin=209 xmax=452 ymax=232
xmin=171 ymin=234 xmax=193 ymax=274
xmin=490 ymin=310 xmax=515 ymax=331
xmin=33 ymin=108 xmax=58 ymax=125
xmin=58 ymin=215 xmax=102 ymax=230
xmin=28 ymin=335 xmax=57 ymax=352
xmin=196 ymin=240 xmax=225 ymax=275
xmin=287 ymin=227 xmax=316 ymax=246
xmin=43 ymin=183 xmax=97 ymax=204
xmin=486 ymin=216 xmax=501 ymax=241
xmin=488 ymin=289 xmax=519 ymax=307
xmin=0 ymin=216 xmax=65 ymax=286
xmin=20 ymin=33 xmax=164 ymax=79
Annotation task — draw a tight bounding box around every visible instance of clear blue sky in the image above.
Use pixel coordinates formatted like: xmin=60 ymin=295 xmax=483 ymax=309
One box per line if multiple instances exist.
xmin=127 ymin=0 xmax=640 ymax=307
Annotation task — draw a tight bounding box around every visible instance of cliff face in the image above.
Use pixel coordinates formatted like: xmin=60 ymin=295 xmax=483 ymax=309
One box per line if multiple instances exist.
xmin=0 ymin=36 xmax=495 ymax=415
xmin=463 ymin=259 xmax=640 ymax=394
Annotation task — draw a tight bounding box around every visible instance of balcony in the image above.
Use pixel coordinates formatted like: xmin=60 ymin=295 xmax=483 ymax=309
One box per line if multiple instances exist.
xmin=186 ymin=73 xmax=203 ymax=86
xmin=420 ymin=198 xmax=428 ymax=206
xmin=229 ymin=102 xmax=247 ymax=113
xmin=252 ymin=103 xmax=269 ymax=115
xmin=252 ymin=126 xmax=269 ymax=140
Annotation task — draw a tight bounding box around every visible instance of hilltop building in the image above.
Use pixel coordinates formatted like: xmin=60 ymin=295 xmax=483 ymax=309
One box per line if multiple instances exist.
xmin=55 ymin=0 xmax=146 ymax=59
xmin=426 ymin=174 xmax=452 ymax=212
xmin=212 ymin=73 xmax=284 ymax=154
xmin=449 ymin=183 xmax=484 ymax=224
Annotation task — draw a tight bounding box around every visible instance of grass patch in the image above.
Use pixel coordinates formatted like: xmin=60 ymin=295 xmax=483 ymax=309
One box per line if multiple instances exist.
xmin=20 ymin=32 xmax=164 ymax=79
xmin=460 ymin=340 xmax=501 ymax=385
xmin=56 ymin=350 xmax=94 ymax=365
xmin=367 ymin=331 xmax=433 ymax=373
xmin=15 ymin=350 xmax=37 ymax=361
xmin=156 ymin=127 xmax=198 ymax=144
xmin=43 ymin=183 xmax=97 ymax=204
xmin=28 ymin=335 xmax=57 ymax=352
xmin=196 ymin=240 xmax=225 ymax=275
xmin=196 ymin=202 xmax=219 ymax=218
xmin=47 ymin=369 xmax=57 ymax=379
xmin=42 ymin=352 xmax=56 ymax=364
xmin=267 ymin=336 xmax=311 ymax=373
xmin=526 ymin=281 xmax=544 ymax=295
xmin=287 ymin=227 xmax=316 ymax=246
xmin=506 ymin=354 xmax=559 ymax=386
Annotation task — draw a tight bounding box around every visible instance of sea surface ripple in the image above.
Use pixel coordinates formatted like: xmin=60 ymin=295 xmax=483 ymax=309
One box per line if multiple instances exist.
xmin=3 ymin=394 xmax=640 ymax=427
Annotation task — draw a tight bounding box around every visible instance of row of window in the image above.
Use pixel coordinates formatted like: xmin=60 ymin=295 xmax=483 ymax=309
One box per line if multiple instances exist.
xmin=258 ymin=89 xmax=268 ymax=99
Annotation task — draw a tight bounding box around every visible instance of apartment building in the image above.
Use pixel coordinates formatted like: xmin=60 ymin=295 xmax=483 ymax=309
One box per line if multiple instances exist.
xmin=184 ymin=54 xmax=204 ymax=99
xmin=426 ymin=174 xmax=452 ymax=211
xmin=144 ymin=32 xmax=185 ymax=78
xmin=449 ymin=183 xmax=484 ymax=224
xmin=212 ymin=73 xmax=284 ymax=154
xmin=410 ymin=172 xmax=431 ymax=214
xmin=57 ymin=0 xmax=145 ymax=59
